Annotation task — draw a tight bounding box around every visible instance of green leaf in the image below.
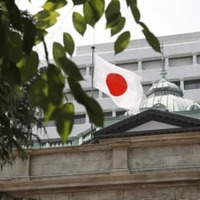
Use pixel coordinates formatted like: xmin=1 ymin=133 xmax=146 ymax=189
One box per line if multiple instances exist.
xmin=130 ymin=3 xmax=140 ymax=23
xmin=17 ymin=51 xmax=39 ymax=82
xmin=21 ymin=17 xmax=37 ymax=54
xmin=126 ymin=0 xmax=131 ymax=6
xmin=105 ymin=0 xmax=121 ymax=28
xmin=73 ymin=12 xmax=87 ymax=35
xmin=42 ymin=0 xmax=67 ymax=11
xmin=68 ymin=77 xmax=104 ymax=127
xmin=35 ymin=10 xmax=59 ymax=20
xmin=35 ymin=29 xmax=48 ymax=45
xmin=29 ymin=73 xmax=48 ymax=107
xmin=106 ymin=0 xmax=120 ymax=16
xmin=111 ymin=17 xmax=125 ymax=36
xmin=55 ymin=103 xmax=74 ymax=141
xmin=83 ymin=2 xmax=96 ymax=27
xmin=47 ymin=64 xmax=65 ymax=106
xmin=43 ymin=102 xmax=56 ymax=123
xmin=4 ymin=0 xmax=22 ymax=31
xmin=126 ymin=0 xmax=137 ymax=6
xmin=0 ymin=13 xmax=9 ymax=60
xmin=83 ymin=0 xmax=105 ymax=27
xmin=63 ymin=32 xmax=75 ymax=56
xmin=56 ymin=57 xmax=83 ymax=81
xmin=4 ymin=63 xmax=21 ymax=86
xmin=53 ymin=42 xmax=66 ymax=58
xmin=8 ymin=32 xmax=23 ymax=63
xmin=36 ymin=17 xmax=57 ymax=29
xmin=53 ymin=42 xmax=83 ymax=81
xmin=114 ymin=31 xmax=130 ymax=54
xmin=139 ymin=22 xmax=161 ymax=53
xmin=85 ymin=97 xmax=104 ymax=127
xmin=106 ymin=12 xmax=121 ymax=28
xmin=35 ymin=10 xmax=59 ymax=29
xmin=72 ymin=0 xmax=87 ymax=5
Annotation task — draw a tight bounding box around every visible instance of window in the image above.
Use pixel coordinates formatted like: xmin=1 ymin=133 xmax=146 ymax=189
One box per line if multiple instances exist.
xmin=104 ymin=112 xmax=112 ymax=119
xmin=116 ymin=110 xmax=126 ymax=116
xmin=74 ymin=114 xmax=86 ymax=124
xmin=117 ymin=62 xmax=138 ymax=71
xmin=172 ymin=81 xmax=180 ymax=87
xmin=184 ymin=79 xmax=200 ymax=90
xmin=142 ymin=60 xmax=162 ymax=70
xmin=196 ymin=55 xmax=200 ymax=64
xmin=169 ymin=56 xmax=192 ymax=67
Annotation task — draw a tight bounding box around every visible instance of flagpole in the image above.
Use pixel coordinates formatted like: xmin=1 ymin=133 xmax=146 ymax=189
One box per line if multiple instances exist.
xmin=91 ymin=46 xmax=95 ymax=98
xmin=90 ymin=46 xmax=95 ymax=135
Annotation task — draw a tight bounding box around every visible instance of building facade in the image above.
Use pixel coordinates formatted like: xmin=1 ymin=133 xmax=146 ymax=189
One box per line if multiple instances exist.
xmin=41 ymin=32 xmax=200 ymax=145
xmin=1 ymin=110 xmax=200 ymax=199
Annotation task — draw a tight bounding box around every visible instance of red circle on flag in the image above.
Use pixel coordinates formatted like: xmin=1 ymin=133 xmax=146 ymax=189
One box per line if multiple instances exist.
xmin=106 ymin=73 xmax=128 ymax=96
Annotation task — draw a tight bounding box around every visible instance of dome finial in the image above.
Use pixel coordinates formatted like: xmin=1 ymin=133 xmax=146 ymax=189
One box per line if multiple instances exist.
xmin=160 ymin=43 xmax=167 ymax=79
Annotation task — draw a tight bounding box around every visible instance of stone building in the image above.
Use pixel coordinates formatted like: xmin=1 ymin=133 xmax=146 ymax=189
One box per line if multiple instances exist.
xmin=1 ymin=110 xmax=200 ymax=199
xmin=1 ymin=32 xmax=200 ymax=199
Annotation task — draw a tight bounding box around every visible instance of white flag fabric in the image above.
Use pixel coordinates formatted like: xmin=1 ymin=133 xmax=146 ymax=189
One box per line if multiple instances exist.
xmin=94 ymin=55 xmax=143 ymax=113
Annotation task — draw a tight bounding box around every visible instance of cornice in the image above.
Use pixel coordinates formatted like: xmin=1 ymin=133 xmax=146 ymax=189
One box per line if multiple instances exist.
xmin=1 ymin=168 xmax=200 ymax=195
xmin=24 ymin=131 xmax=200 ymax=155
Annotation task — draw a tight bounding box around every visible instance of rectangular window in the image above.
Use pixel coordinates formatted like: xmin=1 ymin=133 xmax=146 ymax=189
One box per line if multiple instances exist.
xmin=169 ymin=56 xmax=192 ymax=67
xmin=116 ymin=110 xmax=126 ymax=116
xmin=142 ymin=60 xmax=162 ymax=70
xmin=197 ymin=55 xmax=200 ymax=64
xmin=117 ymin=62 xmax=138 ymax=71
xmin=104 ymin=112 xmax=112 ymax=120
xmin=172 ymin=81 xmax=180 ymax=87
xmin=184 ymin=79 xmax=200 ymax=90
xmin=74 ymin=114 xmax=86 ymax=124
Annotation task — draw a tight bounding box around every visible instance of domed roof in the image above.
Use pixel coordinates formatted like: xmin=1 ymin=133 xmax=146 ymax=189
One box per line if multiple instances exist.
xmin=147 ymin=78 xmax=183 ymax=97
xmin=140 ymin=72 xmax=200 ymax=112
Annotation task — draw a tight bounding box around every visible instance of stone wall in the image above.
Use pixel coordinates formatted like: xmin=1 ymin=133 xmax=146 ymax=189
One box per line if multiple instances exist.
xmin=128 ymin=143 xmax=200 ymax=171
xmin=1 ymin=132 xmax=200 ymax=199
xmin=32 ymin=186 xmax=200 ymax=200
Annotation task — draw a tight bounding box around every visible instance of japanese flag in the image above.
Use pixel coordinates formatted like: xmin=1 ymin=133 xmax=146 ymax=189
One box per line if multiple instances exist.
xmin=94 ymin=55 xmax=143 ymax=113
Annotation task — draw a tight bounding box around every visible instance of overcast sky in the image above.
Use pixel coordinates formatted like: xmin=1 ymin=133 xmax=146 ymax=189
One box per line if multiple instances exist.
xmin=16 ymin=0 xmax=200 ymax=58
xmin=47 ymin=0 xmax=200 ymax=46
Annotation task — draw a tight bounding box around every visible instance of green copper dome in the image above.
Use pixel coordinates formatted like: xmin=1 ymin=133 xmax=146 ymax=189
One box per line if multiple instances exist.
xmin=147 ymin=78 xmax=183 ymax=97
xmin=141 ymin=77 xmax=200 ymax=112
